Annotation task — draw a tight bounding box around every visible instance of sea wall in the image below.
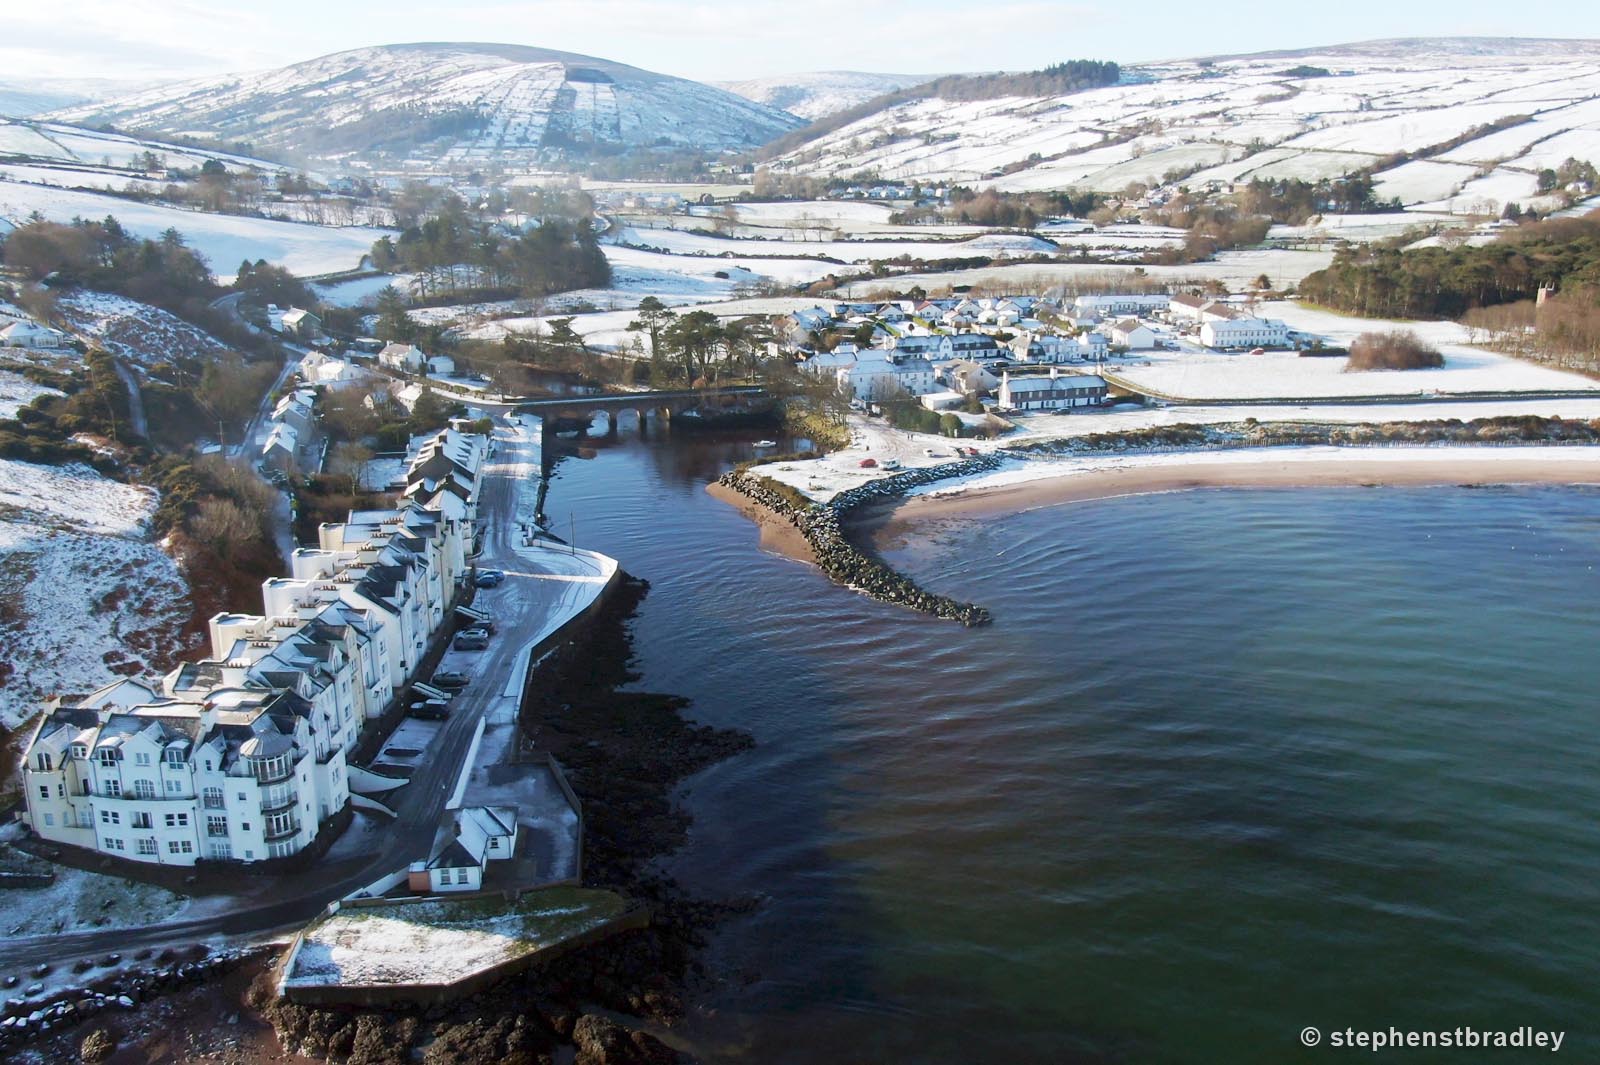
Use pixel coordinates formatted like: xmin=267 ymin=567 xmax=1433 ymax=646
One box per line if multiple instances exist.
xmin=718 ymin=455 xmax=1003 ymax=626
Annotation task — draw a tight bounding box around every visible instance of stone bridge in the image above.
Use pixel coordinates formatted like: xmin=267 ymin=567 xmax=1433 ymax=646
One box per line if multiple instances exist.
xmin=516 ymin=385 xmax=772 ymax=434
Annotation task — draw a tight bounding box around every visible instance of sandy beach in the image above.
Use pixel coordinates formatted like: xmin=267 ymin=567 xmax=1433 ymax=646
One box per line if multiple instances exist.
xmin=855 ymin=447 xmax=1600 ymax=542
xmin=706 ymin=480 xmax=818 ymax=564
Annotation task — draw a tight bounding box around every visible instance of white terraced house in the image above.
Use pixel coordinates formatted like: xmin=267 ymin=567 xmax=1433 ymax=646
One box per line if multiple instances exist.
xmin=997 ymin=370 xmax=1109 ymax=411
xmin=20 ymin=679 xmax=349 ymax=864
xmin=17 ymin=429 xmax=488 ymax=867
xmin=1201 ymin=317 xmax=1291 ymax=350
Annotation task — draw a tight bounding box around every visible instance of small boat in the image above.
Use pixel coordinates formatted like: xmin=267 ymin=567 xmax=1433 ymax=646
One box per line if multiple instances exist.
xmin=752 ymin=439 xmax=778 ymax=449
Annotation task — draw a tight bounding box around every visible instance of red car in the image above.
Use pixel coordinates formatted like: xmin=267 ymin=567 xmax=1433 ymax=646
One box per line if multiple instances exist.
xmin=858 ymin=458 xmax=878 ymax=468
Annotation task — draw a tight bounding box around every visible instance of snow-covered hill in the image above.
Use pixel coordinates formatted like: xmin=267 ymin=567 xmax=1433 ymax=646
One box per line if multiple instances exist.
xmin=767 ymin=38 xmax=1600 ymax=213
xmin=716 ymin=71 xmax=935 ymax=120
xmin=50 ymin=42 xmax=803 ymax=170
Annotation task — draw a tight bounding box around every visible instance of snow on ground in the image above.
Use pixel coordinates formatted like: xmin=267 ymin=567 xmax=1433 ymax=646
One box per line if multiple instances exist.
xmin=0 ymin=846 xmax=194 ymax=937
xmin=57 ymin=290 xmax=229 ymax=368
xmin=0 ymin=459 xmax=191 ymax=729
xmin=284 ymin=888 xmax=627 ymax=988
xmin=360 ymin=456 xmax=407 ymax=491
xmin=1110 ymin=346 xmax=1600 ymax=401
xmin=0 ymin=369 xmax=62 ymax=418
xmin=1110 ymin=301 xmax=1600 ymax=401
xmin=313 ymin=273 xmax=415 ymax=308
xmin=759 ymin=397 xmax=1600 ymax=503
xmin=837 ymin=249 xmax=1336 ymax=299
xmin=0 ymin=181 xmax=389 ymax=281
xmin=461 ymin=295 xmax=821 ymax=349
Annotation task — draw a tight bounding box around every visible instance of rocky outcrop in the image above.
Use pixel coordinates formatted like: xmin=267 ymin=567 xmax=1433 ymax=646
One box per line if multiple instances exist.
xmin=572 ymin=1013 xmax=680 ymax=1065
xmin=718 ymin=456 xmax=1002 ymax=626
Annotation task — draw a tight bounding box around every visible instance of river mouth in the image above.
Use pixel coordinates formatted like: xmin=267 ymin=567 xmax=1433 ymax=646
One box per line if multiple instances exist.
xmin=541 ymin=428 xmax=1600 ymax=1065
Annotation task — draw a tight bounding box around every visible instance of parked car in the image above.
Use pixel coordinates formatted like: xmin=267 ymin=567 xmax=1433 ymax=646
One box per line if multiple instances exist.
xmin=453 ymin=631 xmax=489 ymax=651
xmin=432 ymin=670 xmax=470 ymax=688
xmin=465 ymin=618 xmax=497 ymax=636
xmin=858 ymin=458 xmax=878 ymax=468
xmin=881 ymin=459 xmax=901 ymax=470
xmin=474 ymin=570 xmax=505 ymax=588
xmin=409 ymin=700 xmax=450 ymax=720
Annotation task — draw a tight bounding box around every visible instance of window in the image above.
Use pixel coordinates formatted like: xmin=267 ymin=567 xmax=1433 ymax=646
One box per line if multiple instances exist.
xmin=134 ymin=752 xmax=151 ymax=767
xmin=33 ymin=753 xmax=53 ymax=772
xmin=37 ymin=785 xmax=49 ymax=800
xmin=99 ymin=810 xmax=120 ymax=825
xmin=70 ymin=744 xmax=87 ymax=760
xmin=165 ymin=779 xmax=184 ymax=794
xmin=202 ymin=787 xmax=224 ymax=809
xmin=163 ymin=812 xmax=189 ymax=828
xmin=241 ymin=822 xmax=251 ymax=831
xmin=42 ymin=813 xmax=55 ymax=827
xmin=136 ymin=838 xmax=158 ymax=856
xmin=206 ymin=816 xmax=227 ymax=837
xmin=103 ymin=779 xmax=121 ymax=798
xmin=164 ymin=748 xmax=186 ymax=766
xmin=103 ymin=838 xmax=125 ymax=852
xmin=131 ymin=812 xmax=152 ymax=829
xmin=166 ymin=840 xmax=194 ymax=855
xmin=56 ymin=783 xmax=64 ymax=798
xmin=208 ymin=842 xmax=232 ymax=860
xmin=96 ymin=748 xmax=118 ymax=767
xmin=133 ymin=779 xmax=156 ymax=800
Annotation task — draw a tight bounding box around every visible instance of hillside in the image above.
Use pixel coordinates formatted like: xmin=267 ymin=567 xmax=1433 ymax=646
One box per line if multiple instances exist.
xmin=49 ymin=42 xmax=803 ymax=170
xmin=716 ymin=71 xmax=936 ymax=121
xmin=766 ymin=38 xmax=1600 ymax=213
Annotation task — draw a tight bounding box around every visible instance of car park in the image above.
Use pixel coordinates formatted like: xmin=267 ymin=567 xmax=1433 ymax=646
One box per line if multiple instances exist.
xmin=432 ymin=670 xmax=470 ymax=687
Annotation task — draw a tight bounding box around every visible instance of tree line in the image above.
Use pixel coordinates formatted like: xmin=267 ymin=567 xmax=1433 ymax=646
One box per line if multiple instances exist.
xmin=1299 ymin=211 xmax=1600 ymax=319
xmin=369 ymin=195 xmax=610 ymax=301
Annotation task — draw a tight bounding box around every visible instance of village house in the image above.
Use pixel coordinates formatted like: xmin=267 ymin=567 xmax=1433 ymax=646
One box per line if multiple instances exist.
xmin=280 ymin=307 xmax=321 ymax=340
xmin=1072 ymin=294 xmax=1169 ymax=319
xmin=996 ymin=369 xmax=1110 ymax=411
xmin=940 ymin=358 xmax=1000 ymax=396
xmin=378 ymin=342 xmax=428 ymax=374
xmin=299 ymin=350 xmax=366 ymax=390
xmin=1107 ymin=319 xmax=1157 ymax=350
xmin=938 ymin=333 xmax=1004 ymax=361
xmin=261 ymin=423 xmax=300 ymax=472
xmin=411 ymin=807 xmax=518 ymax=893
xmin=839 ymin=357 xmax=937 ymax=402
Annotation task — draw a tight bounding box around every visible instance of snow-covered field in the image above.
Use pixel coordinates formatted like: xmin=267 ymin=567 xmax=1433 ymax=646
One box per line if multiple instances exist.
xmin=0 ymin=181 xmax=389 ymax=280
xmin=1111 ymin=302 xmax=1600 ymax=401
xmin=836 ymin=248 xmax=1336 ymax=298
xmin=0 ymin=825 xmax=196 ymax=937
xmin=768 ymin=41 xmax=1600 ymax=206
xmin=0 ymin=459 xmax=192 ymax=729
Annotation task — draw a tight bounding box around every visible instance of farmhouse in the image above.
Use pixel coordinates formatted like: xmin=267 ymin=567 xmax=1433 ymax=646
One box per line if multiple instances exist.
xmin=0 ymin=319 xmax=68 ymax=348
xmin=280 ymin=307 xmax=321 ymax=339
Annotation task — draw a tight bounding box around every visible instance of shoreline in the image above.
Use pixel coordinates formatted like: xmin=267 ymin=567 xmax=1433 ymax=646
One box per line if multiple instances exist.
xmin=706 ymin=479 xmax=818 ymax=565
xmin=856 ymin=448 xmax=1600 ymax=540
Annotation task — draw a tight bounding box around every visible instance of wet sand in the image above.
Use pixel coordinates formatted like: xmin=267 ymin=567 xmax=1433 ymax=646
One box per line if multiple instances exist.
xmin=706 ymin=480 xmax=817 ymax=565
xmin=855 ymin=452 xmax=1600 ymax=544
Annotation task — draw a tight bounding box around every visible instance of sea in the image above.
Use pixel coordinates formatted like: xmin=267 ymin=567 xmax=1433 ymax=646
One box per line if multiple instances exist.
xmin=541 ymin=423 xmax=1600 ymax=1064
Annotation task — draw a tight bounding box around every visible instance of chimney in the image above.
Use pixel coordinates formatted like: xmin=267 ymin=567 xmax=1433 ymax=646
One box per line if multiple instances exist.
xmin=1050 ymin=365 xmax=1059 ymax=380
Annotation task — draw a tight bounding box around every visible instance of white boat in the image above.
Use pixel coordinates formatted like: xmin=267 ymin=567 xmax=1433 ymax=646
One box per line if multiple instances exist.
xmin=752 ymin=439 xmax=778 ymax=448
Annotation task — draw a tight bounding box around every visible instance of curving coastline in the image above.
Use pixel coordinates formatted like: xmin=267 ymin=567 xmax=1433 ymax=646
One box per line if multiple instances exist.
xmin=715 ymin=415 xmax=1600 ymax=625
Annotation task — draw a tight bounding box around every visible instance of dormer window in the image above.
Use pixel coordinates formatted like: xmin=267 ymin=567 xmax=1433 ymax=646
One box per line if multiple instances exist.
xmin=70 ymin=745 xmax=87 ymax=760
xmin=96 ymin=748 xmax=120 ymax=767
xmin=164 ymin=748 xmax=187 ymax=767
xmin=33 ymin=753 xmax=53 ymax=772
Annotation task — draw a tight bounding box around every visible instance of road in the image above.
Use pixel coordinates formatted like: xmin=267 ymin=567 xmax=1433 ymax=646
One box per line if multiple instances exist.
xmin=0 ymin=416 xmax=610 ymax=969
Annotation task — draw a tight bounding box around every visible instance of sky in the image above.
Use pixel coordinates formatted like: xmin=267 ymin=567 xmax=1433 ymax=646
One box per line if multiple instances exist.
xmin=5 ymin=0 xmax=1600 ymax=88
